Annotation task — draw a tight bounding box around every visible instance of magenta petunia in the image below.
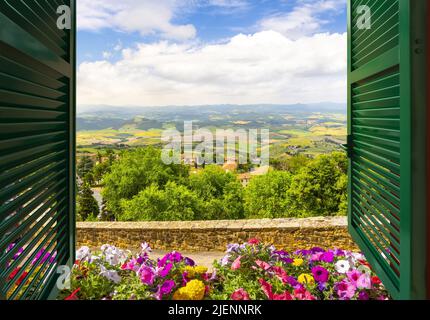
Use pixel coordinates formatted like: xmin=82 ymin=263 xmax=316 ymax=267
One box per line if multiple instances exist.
xmin=311 ymin=266 xmax=329 ymax=283
xmin=139 ymin=266 xmax=155 ymax=285
xmin=158 ymin=263 xmax=173 ymax=278
xmin=320 ymin=251 xmax=334 ymax=263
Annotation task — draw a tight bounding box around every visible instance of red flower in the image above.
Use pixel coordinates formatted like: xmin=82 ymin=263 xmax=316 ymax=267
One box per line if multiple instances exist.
xmin=358 ymin=259 xmax=371 ymax=268
xmin=8 ymin=267 xmax=28 ymax=286
xmin=371 ymin=276 xmax=381 ymax=285
xmin=273 ymin=291 xmax=293 ymax=300
xmin=272 ymin=266 xmax=289 ymax=284
xmin=65 ymin=288 xmax=81 ymax=300
xmin=231 ymin=288 xmax=250 ymax=300
xmin=248 ymin=238 xmax=260 ymax=245
xmin=294 ymin=288 xmax=316 ymax=300
xmin=259 ymin=278 xmax=273 ymax=300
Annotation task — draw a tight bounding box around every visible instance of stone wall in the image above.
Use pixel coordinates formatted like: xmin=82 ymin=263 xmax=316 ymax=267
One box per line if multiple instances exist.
xmin=77 ymin=217 xmax=359 ymax=252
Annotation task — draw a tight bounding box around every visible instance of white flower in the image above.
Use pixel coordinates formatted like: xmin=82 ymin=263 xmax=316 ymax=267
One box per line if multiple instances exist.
xmin=76 ymin=246 xmax=91 ymax=261
xmin=99 ymin=265 xmax=121 ymax=284
xmin=141 ymin=242 xmax=152 ymax=254
xmin=335 ymin=260 xmax=351 ymax=274
xmin=220 ymin=254 xmax=231 ymax=266
xmin=101 ymin=245 xmax=127 ymax=266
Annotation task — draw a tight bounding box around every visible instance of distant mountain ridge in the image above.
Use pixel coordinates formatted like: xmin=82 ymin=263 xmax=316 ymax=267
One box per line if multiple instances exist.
xmin=77 ymin=103 xmax=346 ymax=131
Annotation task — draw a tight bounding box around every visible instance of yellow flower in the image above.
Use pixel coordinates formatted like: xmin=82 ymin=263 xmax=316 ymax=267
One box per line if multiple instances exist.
xmin=298 ymin=273 xmax=315 ymax=285
xmin=172 ymin=280 xmax=206 ymax=300
xmin=292 ymin=258 xmax=304 ymax=267
xmin=181 ymin=266 xmax=208 ymax=278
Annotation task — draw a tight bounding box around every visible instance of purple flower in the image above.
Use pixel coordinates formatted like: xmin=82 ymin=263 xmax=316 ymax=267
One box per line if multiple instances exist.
xmin=286 ymin=276 xmax=301 ymax=289
xmin=155 ymin=280 xmax=176 ymax=300
xmin=318 ymin=282 xmax=328 ymax=292
xmin=332 ymin=249 xmax=346 ymax=256
xmin=184 ymin=257 xmax=195 ymax=266
xmin=311 ymin=266 xmax=329 ymax=283
xmin=139 ymin=266 xmax=155 ymax=285
xmin=181 ymin=272 xmax=189 ymax=286
xmin=158 ymin=251 xmax=183 ymax=267
xmin=358 ymin=290 xmax=370 ymax=300
xmin=273 ymin=251 xmax=293 ymax=264
xmin=12 ymin=247 xmax=24 ymax=261
xmin=158 ymin=263 xmax=173 ymax=278
xmin=32 ymin=249 xmax=54 ymax=265
xmin=310 ymin=247 xmax=325 ymax=254
xmin=320 ymin=252 xmax=334 ymax=263
xmin=294 ymin=249 xmax=311 ymax=256
xmin=226 ymin=244 xmax=240 ymax=253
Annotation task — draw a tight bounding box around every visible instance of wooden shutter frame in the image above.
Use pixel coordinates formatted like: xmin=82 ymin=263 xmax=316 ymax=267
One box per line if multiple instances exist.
xmin=0 ymin=1 xmax=76 ymax=300
xmin=347 ymin=0 xmax=428 ymax=300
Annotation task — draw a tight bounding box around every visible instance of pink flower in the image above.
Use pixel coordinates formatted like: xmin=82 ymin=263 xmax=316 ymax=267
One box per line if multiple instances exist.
xmin=255 ymin=260 xmax=271 ymax=271
xmin=310 ymin=252 xmax=323 ymax=262
xmin=139 ymin=266 xmax=155 ymax=285
xmin=121 ymin=258 xmax=139 ymax=272
xmin=231 ymin=256 xmax=242 ymax=270
xmin=231 ymin=288 xmax=250 ymax=300
xmin=293 ymin=288 xmax=316 ymax=300
xmin=248 ymin=238 xmax=260 ymax=245
xmin=347 ymin=270 xmax=361 ymax=285
xmin=273 ymin=291 xmax=293 ymax=300
xmin=357 ymin=273 xmax=372 ymax=289
xmin=259 ymin=278 xmax=273 ymax=300
xmin=272 ymin=266 xmax=289 ymax=284
xmin=336 ymin=281 xmax=356 ymax=300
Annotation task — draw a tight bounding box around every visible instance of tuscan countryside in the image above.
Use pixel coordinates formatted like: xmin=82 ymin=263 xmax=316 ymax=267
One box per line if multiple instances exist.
xmin=1 ymin=0 xmax=429 ymax=308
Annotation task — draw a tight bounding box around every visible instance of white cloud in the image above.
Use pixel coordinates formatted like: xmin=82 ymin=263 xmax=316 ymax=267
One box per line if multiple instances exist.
xmin=77 ymin=30 xmax=346 ymax=108
xmin=258 ymin=0 xmax=346 ymax=39
xmin=77 ymin=0 xmax=197 ymax=40
xmin=102 ymin=51 xmax=112 ymax=59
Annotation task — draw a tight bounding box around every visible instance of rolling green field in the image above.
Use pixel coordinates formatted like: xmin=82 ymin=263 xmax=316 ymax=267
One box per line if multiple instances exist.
xmin=76 ymin=105 xmax=347 ymax=158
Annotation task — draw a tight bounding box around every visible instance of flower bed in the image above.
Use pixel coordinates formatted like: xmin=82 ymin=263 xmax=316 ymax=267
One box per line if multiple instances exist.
xmin=60 ymin=240 xmax=390 ymax=300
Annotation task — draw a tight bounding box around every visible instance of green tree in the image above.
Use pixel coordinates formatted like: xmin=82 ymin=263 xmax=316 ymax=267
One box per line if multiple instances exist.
xmin=100 ymin=199 xmax=115 ymax=221
xmin=188 ymin=165 xmax=244 ymax=220
xmin=93 ymin=161 xmax=110 ymax=185
xmin=120 ymin=182 xmax=202 ymax=221
xmin=77 ymin=155 xmax=94 ymax=178
xmin=244 ymin=170 xmax=292 ymax=218
xmin=77 ymin=183 xmax=99 ymax=221
xmin=287 ymin=152 xmax=347 ymax=217
xmin=102 ymin=147 xmax=189 ymax=217
xmin=270 ymin=154 xmax=310 ymax=173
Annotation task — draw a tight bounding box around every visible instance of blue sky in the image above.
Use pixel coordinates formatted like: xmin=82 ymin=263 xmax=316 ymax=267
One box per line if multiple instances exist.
xmin=77 ymin=0 xmax=347 ymax=109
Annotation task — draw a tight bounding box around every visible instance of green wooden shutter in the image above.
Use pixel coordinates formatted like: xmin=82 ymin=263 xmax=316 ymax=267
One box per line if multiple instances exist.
xmin=0 ymin=1 xmax=75 ymax=299
xmin=348 ymin=0 xmax=427 ymax=299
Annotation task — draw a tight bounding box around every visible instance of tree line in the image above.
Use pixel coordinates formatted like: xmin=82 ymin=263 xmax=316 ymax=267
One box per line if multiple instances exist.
xmin=76 ymin=147 xmax=347 ymax=221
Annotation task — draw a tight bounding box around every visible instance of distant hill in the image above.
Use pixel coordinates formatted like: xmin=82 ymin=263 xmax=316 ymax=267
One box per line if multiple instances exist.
xmin=77 ymin=103 xmax=346 ymax=131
